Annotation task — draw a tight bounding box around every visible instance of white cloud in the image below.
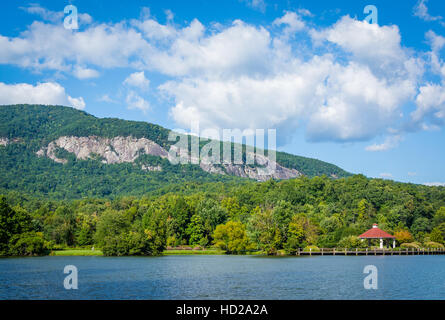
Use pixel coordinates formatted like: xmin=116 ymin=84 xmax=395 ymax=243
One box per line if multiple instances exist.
xmin=21 ymin=4 xmax=93 ymax=26
xmin=73 ymin=66 xmax=100 ymax=79
xmin=426 ymin=30 xmax=445 ymax=53
xmin=241 ymin=0 xmax=266 ymax=13
xmin=379 ymin=173 xmax=394 ymax=179
xmin=97 ymin=94 xmax=118 ymax=103
xmin=125 ymin=91 xmax=150 ymax=112
xmin=20 ymin=4 xmax=64 ymax=23
xmin=2 ymin=7 xmax=445 ymax=146
xmin=413 ymin=0 xmax=444 ymax=24
xmin=162 ymin=56 xmax=411 ymax=142
xmin=412 ymin=83 xmax=445 ymax=124
xmin=425 ymin=31 xmax=445 ymax=78
xmin=145 ymin=19 xmax=273 ymax=77
xmin=365 ymin=135 xmax=403 ymax=152
xmin=310 ymin=16 xmax=422 ymax=81
xmin=0 ymin=20 xmax=150 ymax=73
xmin=157 ymin=16 xmax=423 ymax=143
xmin=123 ymin=71 xmax=150 ymax=89
xmin=424 ymin=182 xmax=445 ymax=187
xmin=273 ymin=11 xmax=306 ymax=35
xmin=297 ymin=9 xmax=313 ymax=17
xmin=0 ymin=82 xmax=85 ymax=109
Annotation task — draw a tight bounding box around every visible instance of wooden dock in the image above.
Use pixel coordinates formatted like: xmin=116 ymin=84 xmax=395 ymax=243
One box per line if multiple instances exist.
xmin=297 ymin=248 xmax=445 ymax=256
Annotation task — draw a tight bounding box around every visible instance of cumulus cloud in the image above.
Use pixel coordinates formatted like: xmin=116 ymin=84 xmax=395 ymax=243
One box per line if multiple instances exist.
xmin=413 ymin=0 xmax=444 ymax=25
xmin=125 ymin=91 xmax=150 ymax=112
xmin=273 ymin=11 xmax=306 ymax=35
xmin=1 ymin=7 xmax=445 ymax=147
xmin=20 ymin=4 xmax=64 ymax=23
xmin=379 ymin=173 xmax=394 ymax=179
xmin=21 ymin=4 xmax=93 ymax=26
xmin=97 ymin=94 xmax=118 ymax=104
xmin=0 ymin=82 xmax=85 ymax=109
xmin=0 ymin=20 xmax=150 ymax=73
xmin=426 ymin=31 xmax=445 ymax=78
xmin=365 ymin=135 xmax=403 ymax=152
xmin=240 ymin=0 xmax=266 ymax=13
xmin=424 ymin=182 xmax=445 ymax=187
xmin=123 ymin=71 xmax=150 ymax=89
xmin=161 ymin=16 xmax=421 ymax=143
xmin=73 ymin=66 xmax=100 ymax=79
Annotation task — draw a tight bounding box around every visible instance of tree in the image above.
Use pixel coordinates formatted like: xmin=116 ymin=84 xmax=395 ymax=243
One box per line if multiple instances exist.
xmin=337 ymin=235 xmax=367 ymax=249
xmin=430 ymin=227 xmax=444 ymax=244
xmin=161 ymin=195 xmax=192 ymax=244
xmin=320 ymin=215 xmax=342 ymax=233
xmin=433 ymin=207 xmax=445 ymax=226
xmin=0 ymin=197 xmax=33 ymax=255
xmin=44 ymin=206 xmax=76 ymax=246
xmin=272 ymin=201 xmax=294 ymax=246
xmin=357 ymin=199 xmax=374 ymax=223
xmin=394 ymin=229 xmax=413 ymax=244
xmin=142 ymin=208 xmax=168 ymax=255
xmin=411 ymin=217 xmax=432 ymax=237
xmin=75 ymin=213 xmax=96 ymax=246
xmin=284 ymin=215 xmax=305 ymax=254
xmin=247 ymin=207 xmax=281 ymax=254
xmin=213 ymin=221 xmax=251 ymax=254
xmin=94 ymin=210 xmax=131 ymax=247
xmin=186 ymin=214 xmax=207 ymax=246
xmin=8 ymin=232 xmax=49 ymax=256
xmin=285 ymin=214 xmax=319 ymax=253
xmin=196 ymin=198 xmax=227 ymax=241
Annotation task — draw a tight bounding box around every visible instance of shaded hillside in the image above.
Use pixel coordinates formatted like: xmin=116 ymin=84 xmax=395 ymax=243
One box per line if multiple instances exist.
xmin=0 ymin=104 xmax=351 ymax=199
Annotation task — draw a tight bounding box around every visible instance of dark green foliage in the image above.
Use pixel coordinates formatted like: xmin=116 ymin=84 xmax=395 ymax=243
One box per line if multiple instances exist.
xmin=0 ymin=196 xmax=33 ymax=254
xmin=0 ymin=170 xmax=444 ymax=255
xmin=0 ymin=104 xmax=351 ymax=200
xmin=186 ymin=214 xmax=207 ymax=246
xmin=0 ymin=105 xmax=444 ymax=255
xmin=0 ymin=196 xmax=48 ymax=256
xmin=8 ymin=232 xmax=49 ymax=256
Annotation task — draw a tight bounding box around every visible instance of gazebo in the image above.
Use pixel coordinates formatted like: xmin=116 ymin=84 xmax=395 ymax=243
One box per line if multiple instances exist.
xmin=358 ymin=224 xmax=396 ymax=249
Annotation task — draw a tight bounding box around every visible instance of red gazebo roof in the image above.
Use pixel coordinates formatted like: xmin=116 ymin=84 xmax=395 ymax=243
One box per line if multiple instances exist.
xmin=358 ymin=224 xmax=395 ymax=239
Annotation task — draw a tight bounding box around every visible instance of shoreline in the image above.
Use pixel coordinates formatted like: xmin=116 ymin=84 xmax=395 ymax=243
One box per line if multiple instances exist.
xmin=44 ymin=247 xmax=445 ymax=257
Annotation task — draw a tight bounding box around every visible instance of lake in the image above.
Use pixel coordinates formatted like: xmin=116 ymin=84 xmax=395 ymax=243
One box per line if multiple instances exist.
xmin=0 ymin=255 xmax=444 ymax=299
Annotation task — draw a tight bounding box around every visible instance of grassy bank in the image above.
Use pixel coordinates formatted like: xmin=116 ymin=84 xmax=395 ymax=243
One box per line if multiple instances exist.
xmin=51 ymin=249 xmax=104 ymax=256
xmin=50 ymin=248 xmax=226 ymax=256
xmin=163 ymin=249 xmax=226 ymax=255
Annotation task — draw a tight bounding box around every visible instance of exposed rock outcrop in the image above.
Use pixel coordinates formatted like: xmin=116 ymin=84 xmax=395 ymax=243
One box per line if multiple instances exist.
xmin=221 ymin=153 xmax=301 ymax=181
xmin=141 ymin=165 xmax=163 ymax=172
xmin=0 ymin=137 xmax=8 ymax=146
xmin=37 ymin=136 xmax=301 ymax=181
xmin=0 ymin=137 xmax=21 ymax=146
xmin=37 ymin=136 xmax=169 ymax=165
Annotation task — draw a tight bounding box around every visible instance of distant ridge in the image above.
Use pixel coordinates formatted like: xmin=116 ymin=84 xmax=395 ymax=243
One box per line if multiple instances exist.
xmin=0 ymin=104 xmax=351 ymax=198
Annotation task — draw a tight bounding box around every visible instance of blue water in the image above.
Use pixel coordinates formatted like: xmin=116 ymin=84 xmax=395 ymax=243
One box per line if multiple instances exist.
xmin=0 ymin=255 xmax=444 ymax=299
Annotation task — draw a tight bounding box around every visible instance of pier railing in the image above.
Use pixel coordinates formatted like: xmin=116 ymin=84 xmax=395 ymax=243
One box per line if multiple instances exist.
xmin=297 ymin=247 xmax=445 ymax=256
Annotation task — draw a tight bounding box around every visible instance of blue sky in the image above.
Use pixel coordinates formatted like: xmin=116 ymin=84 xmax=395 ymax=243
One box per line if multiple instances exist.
xmin=0 ymin=0 xmax=444 ymax=185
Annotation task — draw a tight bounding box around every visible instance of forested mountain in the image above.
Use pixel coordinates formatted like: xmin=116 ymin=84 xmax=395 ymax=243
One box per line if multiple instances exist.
xmin=0 ymin=104 xmax=350 ymax=199
xmin=1 ymin=105 xmax=444 ymax=257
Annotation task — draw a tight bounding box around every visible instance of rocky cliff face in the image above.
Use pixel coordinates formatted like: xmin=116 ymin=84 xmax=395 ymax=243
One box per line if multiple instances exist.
xmin=37 ymin=136 xmax=168 ymax=164
xmin=37 ymin=136 xmax=301 ymax=181
xmin=0 ymin=137 xmax=21 ymax=146
xmin=0 ymin=138 xmax=8 ymax=146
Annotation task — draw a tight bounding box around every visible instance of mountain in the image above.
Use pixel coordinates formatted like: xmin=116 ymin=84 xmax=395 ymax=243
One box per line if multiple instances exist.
xmin=0 ymin=104 xmax=351 ymax=199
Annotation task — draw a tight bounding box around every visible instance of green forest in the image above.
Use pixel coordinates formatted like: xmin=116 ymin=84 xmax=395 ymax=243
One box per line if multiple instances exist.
xmin=0 ymin=105 xmax=351 ymax=199
xmin=1 ymin=175 xmax=445 ymax=256
xmin=1 ymin=105 xmax=444 ymax=257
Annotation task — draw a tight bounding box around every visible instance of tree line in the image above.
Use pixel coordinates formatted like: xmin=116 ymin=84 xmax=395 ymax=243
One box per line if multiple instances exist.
xmin=1 ymin=174 xmax=445 ymax=256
